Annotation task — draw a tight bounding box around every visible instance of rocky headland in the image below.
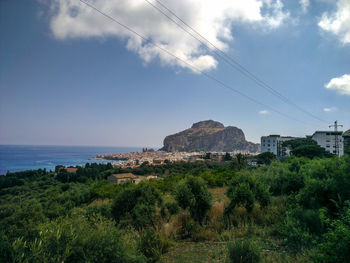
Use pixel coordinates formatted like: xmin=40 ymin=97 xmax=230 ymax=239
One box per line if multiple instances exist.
xmin=160 ymin=120 xmax=259 ymax=153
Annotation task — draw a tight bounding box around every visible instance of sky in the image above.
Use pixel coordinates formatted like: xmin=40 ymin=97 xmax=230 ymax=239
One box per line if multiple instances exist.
xmin=0 ymin=0 xmax=350 ymax=147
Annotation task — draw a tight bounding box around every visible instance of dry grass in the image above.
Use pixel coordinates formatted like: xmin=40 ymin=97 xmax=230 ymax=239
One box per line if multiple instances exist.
xmin=88 ymin=198 xmax=112 ymax=207
xmin=209 ymin=187 xmax=229 ymax=202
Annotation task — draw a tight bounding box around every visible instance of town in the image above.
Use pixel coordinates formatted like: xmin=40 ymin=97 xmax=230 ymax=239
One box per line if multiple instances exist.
xmin=95 ymin=121 xmax=350 ymax=169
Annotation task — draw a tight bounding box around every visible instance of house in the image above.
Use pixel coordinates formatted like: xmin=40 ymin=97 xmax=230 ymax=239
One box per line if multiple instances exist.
xmin=146 ymin=175 xmax=158 ymax=180
xmin=107 ymin=173 xmax=138 ymax=184
xmin=152 ymin=158 xmax=166 ymax=165
xmin=58 ymin=167 xmax=78 ymax=173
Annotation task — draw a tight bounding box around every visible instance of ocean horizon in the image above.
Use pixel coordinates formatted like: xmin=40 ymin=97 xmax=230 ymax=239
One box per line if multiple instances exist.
xmin=0 ymin=145 xmax=145 ymax=175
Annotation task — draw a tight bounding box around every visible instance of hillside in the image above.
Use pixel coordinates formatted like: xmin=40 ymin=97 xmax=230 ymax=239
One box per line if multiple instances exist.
xmin=160 ymin=120 xmax=259 ymax=152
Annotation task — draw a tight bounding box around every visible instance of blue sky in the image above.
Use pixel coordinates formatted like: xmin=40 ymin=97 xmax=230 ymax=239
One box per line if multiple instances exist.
xmin=1 ymin=0 xmax=349 ymax=147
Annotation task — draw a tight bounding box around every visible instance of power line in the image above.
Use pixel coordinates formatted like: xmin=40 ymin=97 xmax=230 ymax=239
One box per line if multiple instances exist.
xmin=144 ymin=0 xmax=327 ymax=124
xmin=78 ymin=0 xmax=308 ymax=125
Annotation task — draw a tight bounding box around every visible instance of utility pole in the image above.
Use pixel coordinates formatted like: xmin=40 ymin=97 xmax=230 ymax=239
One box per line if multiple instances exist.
xmin=329 ymin=120 xmax=343 ymax=156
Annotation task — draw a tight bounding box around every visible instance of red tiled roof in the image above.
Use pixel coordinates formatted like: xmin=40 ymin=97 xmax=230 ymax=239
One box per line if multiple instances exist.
xmin=61 ymin=167 xmax=78 ymax=173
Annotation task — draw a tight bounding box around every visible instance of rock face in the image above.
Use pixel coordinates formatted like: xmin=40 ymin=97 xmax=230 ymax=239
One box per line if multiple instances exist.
xmin=160 ymin=120 xmax=259 ymax=153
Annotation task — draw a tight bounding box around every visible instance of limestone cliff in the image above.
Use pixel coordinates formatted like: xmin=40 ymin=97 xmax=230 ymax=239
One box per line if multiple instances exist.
xmin=160 ymin=120 xmax=259 ymax=153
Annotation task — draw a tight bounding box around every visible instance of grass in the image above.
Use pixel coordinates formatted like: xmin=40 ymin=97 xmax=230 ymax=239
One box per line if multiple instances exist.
xmin=159 ymin=240 xmax=309 ymax=263
xmin=159 ymin=242 xmax=226 ymax=263
xmin=209 ymin=187 xmax=229 ymax=202
xmin=158 ymin=193 xmax=309 ymax=263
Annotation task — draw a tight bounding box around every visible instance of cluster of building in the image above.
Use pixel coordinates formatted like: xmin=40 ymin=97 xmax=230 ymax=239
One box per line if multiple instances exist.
xmin=261 ymin=121 xmax=350 ymax=158
xmin=96 ymin=151 xmax=210 ymax=166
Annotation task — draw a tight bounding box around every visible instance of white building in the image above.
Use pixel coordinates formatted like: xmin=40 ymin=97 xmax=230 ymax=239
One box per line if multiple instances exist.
xmin=311 ymin=131 xmax=344 ymax=157
xmin=261 ymin=135 xmax=297 ymax=157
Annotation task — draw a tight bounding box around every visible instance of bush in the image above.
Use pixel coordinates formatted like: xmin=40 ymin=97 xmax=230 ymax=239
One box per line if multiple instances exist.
xmin=10 ymin=214 xmax=146 ymax=263
xmin=173 ymin=212 xmax=201 ymax=240
xmin=226 ymin=239 xmax=261 ymax=263
xmin=112 ymin=183 xmax=162 ymax=229
xmin=226 ymin=183 xmax=255 ymax=213
xmin=312 ymin=207 xmax=350 ymax=263
xmin=137 ymin=229 xmax=170 ymax=263
xmin=175 ymin=177 xmax=212 ymax=223
xmin=278 ymin=211 xmax=314 ymax=252
xmin=165 ymin=201 xmax=179 ymax=215
xmin=225 ymin=174 xmax=271 ymax=214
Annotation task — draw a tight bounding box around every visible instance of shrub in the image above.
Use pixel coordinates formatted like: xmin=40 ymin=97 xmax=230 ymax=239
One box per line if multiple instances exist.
xmin=278 ymin=211 xmax=314 ymax=252
xmin=112 ymin=183 xmax=162 ymax=229
xmin=173 ymin=212 xmax=200 ymax=240
xmin=137 ymin=229 xmax=170 ymax=263
xmin=165 ymin=201 xmax=179 ymax=215
xmin=175 ymin=177 xmax=212 ymax=223
xmin=11 ymin=214 xmax=146 ymax=263
xmin=226 ymin=239 xmax=261 ymax=263
xmin=225 ymin=174 xmax=271 ymax=215
xmin=312 ymin=207 xmax=350 ymax=263
xmin=226 ymin=183 xmax=255 ymax=213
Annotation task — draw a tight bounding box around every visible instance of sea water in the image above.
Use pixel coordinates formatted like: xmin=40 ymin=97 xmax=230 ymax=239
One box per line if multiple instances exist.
xmin=0 ymin=145 xmax=141 ymax=175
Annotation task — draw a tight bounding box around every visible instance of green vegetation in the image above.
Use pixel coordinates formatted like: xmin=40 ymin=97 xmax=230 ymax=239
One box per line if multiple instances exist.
xmin=226 ymin=239 xmax=261 ymax=263
xmin=256 ymin=152 xmax=275 ymax=165
xmin=1 ymin=154 xmax=350 ymax=262
xmin=175 ymin=176 xmax=212 ymax=223
xmin=283 ymin=138 xmax=334 ymax=159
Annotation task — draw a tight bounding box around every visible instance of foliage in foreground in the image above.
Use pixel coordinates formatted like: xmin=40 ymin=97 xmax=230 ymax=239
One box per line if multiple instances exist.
xmin=1 ymin=155 xmax=350 ymax=262
xmin=226 ymin=239 xmax=261 ymax=263
xmin=10 ymin=212 xmax=146 ymax=263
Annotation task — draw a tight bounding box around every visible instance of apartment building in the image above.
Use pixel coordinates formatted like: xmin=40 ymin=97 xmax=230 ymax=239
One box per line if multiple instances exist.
xmin=260 ymin=135 xmax=297 ymax=157
xmin=312 ymin=131 xmax=344 ymax=157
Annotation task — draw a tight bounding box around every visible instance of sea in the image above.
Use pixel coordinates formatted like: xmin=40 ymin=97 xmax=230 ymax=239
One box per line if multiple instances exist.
xmin=0 ymin=145 xmax=142 ymax=175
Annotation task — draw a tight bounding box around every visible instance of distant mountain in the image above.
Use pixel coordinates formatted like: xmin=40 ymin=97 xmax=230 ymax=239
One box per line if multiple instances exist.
xmin=160 ymin=120 xmax=259 ymax=153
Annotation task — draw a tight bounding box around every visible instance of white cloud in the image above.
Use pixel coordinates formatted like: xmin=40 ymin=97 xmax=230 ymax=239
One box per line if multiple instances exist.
xmin=325 ymin=74 xmax=350 ymax=96
xmin=323 ymin=107 xmax=337 ymax=112
xmin=48 ymin=0 xmax=290 ymax=72
xmin=318 ymin=0 xmax=350 ymax=44
xmin=259 ymin=109 xmax=269 ymax=115
xmin=300 ymin=0 xmax=310 ymax=14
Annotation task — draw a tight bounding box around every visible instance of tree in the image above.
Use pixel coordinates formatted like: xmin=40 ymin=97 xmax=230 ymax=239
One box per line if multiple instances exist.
xmin=231 ymin=153 xmax=246 ymax=170
xmin=291 ymin=145 xmax=333 ymax=159
xmin=175 ymin=177 xmax=212 ymax=223
xmin=256 ymin=152 xmax=275 ymax=165
xmin=282 ymin=138 xmax=317 ymax=150
xmin=224 ymin=152 xmax=232 ymax=161
xmin=282 ymin=138 xmax=333 ymax=159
